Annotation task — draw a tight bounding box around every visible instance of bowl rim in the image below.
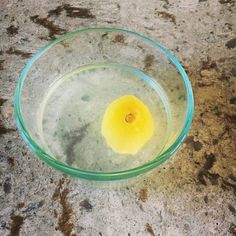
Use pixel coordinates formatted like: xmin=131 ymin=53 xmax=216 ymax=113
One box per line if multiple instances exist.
xmin=14 ymin=27 xmax=194 ymax=181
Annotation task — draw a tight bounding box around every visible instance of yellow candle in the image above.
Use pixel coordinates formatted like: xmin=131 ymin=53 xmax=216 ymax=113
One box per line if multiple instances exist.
xmin=101 ymin=95 xmax=154 ymax=155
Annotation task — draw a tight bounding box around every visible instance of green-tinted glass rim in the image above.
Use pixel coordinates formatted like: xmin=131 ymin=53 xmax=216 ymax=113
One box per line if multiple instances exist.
xmin=14 ymin=28 xmax=194 ymax=181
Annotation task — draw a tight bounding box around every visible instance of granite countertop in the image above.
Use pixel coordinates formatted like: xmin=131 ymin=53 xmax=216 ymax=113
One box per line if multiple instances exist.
xmin=0 ymin=0 xmax=235 ymax=235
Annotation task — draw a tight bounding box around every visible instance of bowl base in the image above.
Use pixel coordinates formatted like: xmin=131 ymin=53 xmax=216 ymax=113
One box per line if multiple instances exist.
xmin=38 ymin=63 xmax=171 ymax=172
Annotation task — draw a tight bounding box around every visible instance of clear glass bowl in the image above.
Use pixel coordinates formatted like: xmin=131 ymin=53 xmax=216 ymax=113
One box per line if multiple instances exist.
xmin=14 ymin=28 xmax=194 ymax=181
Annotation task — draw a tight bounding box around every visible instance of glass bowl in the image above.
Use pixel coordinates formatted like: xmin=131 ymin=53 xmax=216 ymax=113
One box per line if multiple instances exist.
xmin=14 ymin=28 xmax=194 ymax=181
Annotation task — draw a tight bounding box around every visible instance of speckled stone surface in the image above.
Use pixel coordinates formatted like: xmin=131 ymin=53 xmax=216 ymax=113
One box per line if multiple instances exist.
xmin=0 ymin=0 xmax=235 ymax=235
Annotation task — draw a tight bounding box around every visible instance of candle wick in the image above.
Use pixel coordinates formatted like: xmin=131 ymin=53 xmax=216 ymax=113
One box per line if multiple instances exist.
xmin=125 ymin=113 xmax=135 ymax=123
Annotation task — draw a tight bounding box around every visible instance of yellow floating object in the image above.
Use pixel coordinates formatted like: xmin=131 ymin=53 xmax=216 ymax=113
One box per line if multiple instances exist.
xmin=101 ymin=95 xmax=154 ymax=155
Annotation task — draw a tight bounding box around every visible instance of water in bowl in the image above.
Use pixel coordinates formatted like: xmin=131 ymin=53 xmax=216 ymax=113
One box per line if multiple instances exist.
xmin=38 ymin=64 xmax=171 ymax=172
